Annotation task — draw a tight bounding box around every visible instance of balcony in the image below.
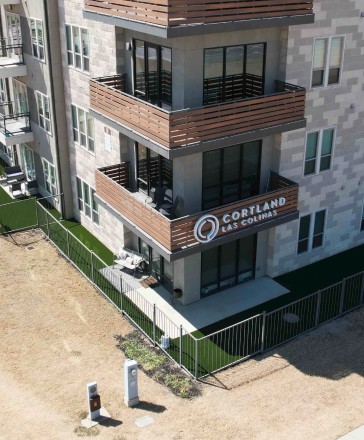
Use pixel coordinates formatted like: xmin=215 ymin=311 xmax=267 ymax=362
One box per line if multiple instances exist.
xmin=0 ymin=39 xmax=26 ymax=78
xmin=0 ymin=0 xmax=20 ymax=4
xmin=90 ymin=75 xmax=306 ymax=159
xmin=95 ymin=163 xmax=299 ymax=259
xmin=84 ymin=0 xmax=314 ymax=37
xmin=0 ymin=102 xmax=33 ymax=146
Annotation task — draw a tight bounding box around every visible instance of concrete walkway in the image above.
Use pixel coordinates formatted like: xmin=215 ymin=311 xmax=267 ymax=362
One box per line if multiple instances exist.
xmin=338 ymin=425 xmax=364 ymax=439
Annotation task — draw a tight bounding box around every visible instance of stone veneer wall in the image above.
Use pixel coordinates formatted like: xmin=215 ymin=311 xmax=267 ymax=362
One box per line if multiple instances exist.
xmin=267 ymin=0 xmax=364 ymax=276
xmin=58 ymin=0 xmax=127 ymax=253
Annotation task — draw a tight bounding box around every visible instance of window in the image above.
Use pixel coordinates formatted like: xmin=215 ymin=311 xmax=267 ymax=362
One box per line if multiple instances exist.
xmin=30 ymin=19 xmax=45 ymax=60
xmin=6 ymin=12 xmax=22 ymax=60
xmin=204 ymin=43 xmax=265 ymax=105
xmin=71 ymin=105 xmax=94 ymax=152
xmin=312 ymin=37 xmax=344 ymax=87
xmin=20 ymin=144 xmax=36 ymax=181
xmin=13 ymin=80 xmax=28 ymax=114
xmin=0 ymin=79 xmax=7 ymax=102
xmin=304 ymin=128 xmax=335 ymax=176
xmin=42 ymin=159 xmax=57 ymax=196
xmin=202 ymin=141 xmax=261 ymax=210
xmin=36 ymin=91 xmax=51 ymax=133
xmin=361 ymin=204 xmax=364 ymax=232
xmin=201 ymin=235 xmax=256 ymax=297
xmin=76 ymin=177 xmax=99 ymax=224
xmin=66 ymin=25 xmax=89 ymax=72
xmin=297 ymin=210 xmax=326 ymax=254
xmin=133 ymin=40 xmax=172 ymax=108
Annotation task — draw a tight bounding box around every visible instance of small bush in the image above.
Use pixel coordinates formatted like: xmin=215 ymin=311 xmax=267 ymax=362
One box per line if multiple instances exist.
xmin=115 ymin=332 xmax=200 ymax=399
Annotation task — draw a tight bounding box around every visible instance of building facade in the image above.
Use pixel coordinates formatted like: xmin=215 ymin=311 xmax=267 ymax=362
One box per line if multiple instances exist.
xmin=1 ymin=0 xmax=363 ymax=306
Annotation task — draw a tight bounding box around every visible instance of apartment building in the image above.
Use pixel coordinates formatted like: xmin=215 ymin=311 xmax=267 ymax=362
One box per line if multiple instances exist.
xmin=1 ymin=0 xmax=363 ymax=307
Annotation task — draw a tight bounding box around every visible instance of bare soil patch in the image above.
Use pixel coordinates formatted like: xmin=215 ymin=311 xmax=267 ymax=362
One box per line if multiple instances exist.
xmin=0 ymin=230 xmax=363 ymax=440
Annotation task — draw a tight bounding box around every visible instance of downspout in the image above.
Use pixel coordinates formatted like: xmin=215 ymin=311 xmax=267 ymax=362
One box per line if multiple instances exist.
xmin=43 ymin=0 xmax=65 ymax=218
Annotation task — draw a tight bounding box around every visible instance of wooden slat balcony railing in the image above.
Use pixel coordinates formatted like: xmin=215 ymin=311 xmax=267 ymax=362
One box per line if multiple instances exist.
xmin=84 ymin=0 xmax=313 ymax=28
xmin=96 ymin=163 xmax=299 ymax=253
xmin=90 ymin=75 xmax=306 ymax=151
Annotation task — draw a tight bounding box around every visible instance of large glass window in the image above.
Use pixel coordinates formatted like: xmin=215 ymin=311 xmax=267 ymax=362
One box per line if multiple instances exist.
xmin=204 ymin=43 xmax=265 ymax=105
xmin=13 ymin=80 xmax=28 ymax=114
xmin=312 ymin=37 xmax=344 ymax=88
xmin=297 ymin=210 xmax=326 ymax=254
xmin=304 ymin=128 xmax=335 ymax=176
xmin=136 ymin=144 xmax=173 ymax=197
xmin=65 ymin=25 xmax=89 ymax=73
xmin=202 ymin=141 xmax=261 ymax=210
xmin=201 ymin=235 xmax=256 ymax=297
xmin=133 ymin=40 xmax=172 ymax=108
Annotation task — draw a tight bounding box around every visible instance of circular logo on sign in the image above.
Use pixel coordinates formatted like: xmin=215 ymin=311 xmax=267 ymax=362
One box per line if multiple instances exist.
xmin=194 ymin=214 xmax=220 ymax=243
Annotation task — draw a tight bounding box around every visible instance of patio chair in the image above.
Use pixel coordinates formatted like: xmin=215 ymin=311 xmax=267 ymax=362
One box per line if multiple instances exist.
xmin=113 ymin=248 xmax=144 ymax=277
xmin=159 ymin=196 xmax=180 ymax=219
xmin=145 ymin=186 xmax=166 ymax=209
xmin=24 ymin=179 xmax=38 ymax=195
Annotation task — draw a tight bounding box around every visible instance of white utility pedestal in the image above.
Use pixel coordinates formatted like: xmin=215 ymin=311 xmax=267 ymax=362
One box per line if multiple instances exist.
xmin=124 ymin=359 xmax=139 ymax=407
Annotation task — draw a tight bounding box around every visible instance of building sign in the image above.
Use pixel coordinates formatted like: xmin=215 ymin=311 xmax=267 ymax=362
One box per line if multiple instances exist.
xmin=193 ymin=197 xmax=287 ymax=243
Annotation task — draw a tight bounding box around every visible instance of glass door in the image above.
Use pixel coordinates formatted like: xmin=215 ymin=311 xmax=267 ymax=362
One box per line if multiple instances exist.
xmin=6 ymin=13 xmax=22 ymax=59
xmin=19 ymin=144 xmax=36 ymax=181
xmin=13 ymin=80 xmax=28 ymax=115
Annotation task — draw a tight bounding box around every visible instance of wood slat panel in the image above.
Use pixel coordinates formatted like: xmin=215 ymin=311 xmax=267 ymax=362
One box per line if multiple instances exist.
xmin=85 ymin=0 xmax=313 ymax=27
xmin=90 ymin=76 xmax=306 ymax=150
xmin=96 ymin=164 xmax=299 ymax=252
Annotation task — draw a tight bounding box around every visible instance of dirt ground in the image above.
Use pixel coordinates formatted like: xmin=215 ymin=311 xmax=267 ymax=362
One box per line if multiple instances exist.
xmin=0 ymin=230 xmax=363 ymax=440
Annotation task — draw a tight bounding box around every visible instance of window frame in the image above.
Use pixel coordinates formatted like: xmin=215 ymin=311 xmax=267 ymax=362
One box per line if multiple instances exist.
xmin=36 ymin=91 xmax=51 ymax=134
xmin=42 ymin=158 xmax=57 ymax=196
xmin=311 ymin=36 xmax=345 ymax=89
xmin=303 ymin=127 xmax=336 ymax=177
xmin=71 ymin=104 xmax=94 ymax=153
xmin=297 ymin=209 xmax=327 ymax=255
xmin=30 ymin=18 xmax=45 ymax=62
xmin=65 ymin=24 xmax=89 ymax=73
xmin=76 ymin=177 xmax=99 ymax=225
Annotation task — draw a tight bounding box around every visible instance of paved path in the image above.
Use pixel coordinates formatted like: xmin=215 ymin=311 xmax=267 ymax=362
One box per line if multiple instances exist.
xmin=338 ymin=425 xmax=364 ymax=439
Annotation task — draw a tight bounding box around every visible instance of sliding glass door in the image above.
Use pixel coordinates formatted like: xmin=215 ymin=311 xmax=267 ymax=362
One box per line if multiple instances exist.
xmin=201 ymin=235 xmax=257 ymax=297
xmin=136 ymin=143 xmax=173 ymax=197
xmin=134 ymin=40 xmax=172 ymax=109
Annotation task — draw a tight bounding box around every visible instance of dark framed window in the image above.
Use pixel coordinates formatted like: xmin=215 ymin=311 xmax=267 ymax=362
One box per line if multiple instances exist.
xmin=304 ymin=128 xmax=334 ymax=176
xmin=312 ymin=37 xmax=344 ymax=88
xmin=133 ymin=39 xmax=172 ymax=108
xmin=136 ymin=143 xmax=173 ymax=198
xmin=361 ymin=204 xmax=364 ymax=232
xmin=138 ymin=238 xmax=173 ymax=292
xmin=297 ymin=210 xmax=326 ymax=254
xmin=201 ymin=235 xmax=256 ymax=297
xmin=202 ymin=141 xmax=261 ymax=210
xmin=203 ymin=43 xmax=266 ymax=105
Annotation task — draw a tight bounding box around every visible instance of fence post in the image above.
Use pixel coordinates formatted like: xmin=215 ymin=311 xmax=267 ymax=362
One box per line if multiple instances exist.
xmin=35 ymin=199 xmax=39 ymax=227
xmin=119 ymin=276 xmax=123 ymax=313
xmin=315 ymin=290 xmax=321 ymax=327
xmin=179 ymin=325 xmax=183 ymax=367
xmin=66 ymin=228 xmax=70 ymax=258
xmin=339 ymin=278 xmax=347 ymax=315
xmin=46 ymin=210 xmax=50 ymax=237
xmin=194 ymin=338 xmax=198 ymax=379
xmin=90 ymin=250 xmax=95 ymax=284
xmin=260 ymin=311 xmax=266 ymax=353
xmin=153 ymin=304 xmax=156 ymax=346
